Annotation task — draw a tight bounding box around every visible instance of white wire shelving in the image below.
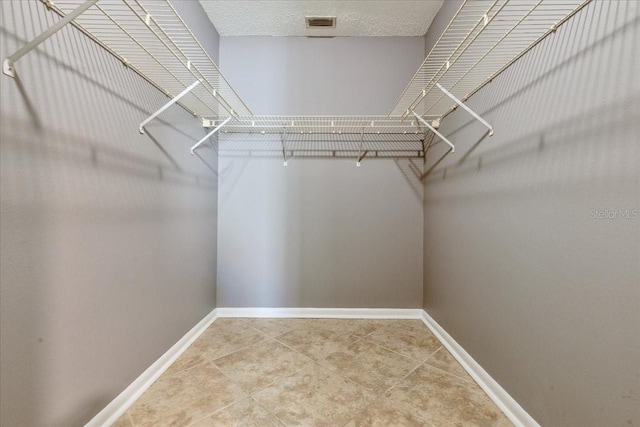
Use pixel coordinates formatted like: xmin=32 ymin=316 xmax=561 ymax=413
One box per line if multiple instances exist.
xmin=221 ymin=116 xmax=423 ymax=135
xmin=43 ymin=0 xmax=252 ymax=119
xmin=218 ymin=115 xmax=428 ymax=162
xmin=3 ymin=0 xmax=592 ymax=160
xmin=391 ymin=0 xmax=591 ymax=119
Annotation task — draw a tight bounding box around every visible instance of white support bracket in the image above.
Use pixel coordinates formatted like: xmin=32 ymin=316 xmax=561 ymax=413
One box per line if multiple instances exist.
xmin=436 ymin=83 xmax=494 ymax=136
xmin=140 ymin=80 xmax=200 ymax=134
xmin=190 ymin=116 xmax=231 ymax=155
xmin=357 ymin=150 xmax=369 ymax=165
xmin=356 ymin=127 xmax=365 ymax=167
xmin=3 ymin=0 xmax=99 ymax=78
xmin=412 ymin=111 xmax=455 ymax=153
xmin=281 ymin=128 xmax=288 ymax=166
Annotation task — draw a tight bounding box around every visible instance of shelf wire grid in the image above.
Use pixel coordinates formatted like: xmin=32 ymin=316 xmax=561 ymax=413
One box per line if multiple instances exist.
xmin=390 ymin=0 xmax=591 ymax=118
xmin=218 ymin=115 xmax=427 ymax=158
xmin=43 ymin=0 xmax=590 ymax=150
xmin=47 ymin=0 xmax=252 ymax=118
xmin=223 ymin=115 xmax=426 ymax=135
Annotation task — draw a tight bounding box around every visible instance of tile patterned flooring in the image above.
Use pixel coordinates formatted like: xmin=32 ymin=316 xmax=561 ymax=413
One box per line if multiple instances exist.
xmin=114 ymin=318 xmax=512 ymax=427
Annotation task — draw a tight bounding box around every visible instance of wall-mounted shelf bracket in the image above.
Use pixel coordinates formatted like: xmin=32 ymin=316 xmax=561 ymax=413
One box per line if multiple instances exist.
xmin=356 ymin=128 xmax=365 ymax=167
xmin=281 ymin=129 xmax=288 ymax=166
xmin=357 ymin=150 xmax=369 ymax=166
xmin=3 ymin=0 xmax=99 ymax=78
xmin=190 ymin=116 xmax=231 ymax=154
xmin=412 ymin=111 xmax=455 ymax=153
xmin=436 ymin=83 xmax=494 ymax=136
xmin=140 ymin=80 xmax=200 ymax=134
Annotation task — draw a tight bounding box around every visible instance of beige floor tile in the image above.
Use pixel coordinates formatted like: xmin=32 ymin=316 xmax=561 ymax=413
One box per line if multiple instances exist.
xmin=128 ymin=362 xmax=247 ymax=427
xmin=276 ymin=327 xmax=361 ymax=360
xmin=213 ymin=339 xmax=310 ymax=394
xmin=189 ymin=398 xmax=283 ymax=427
xmin=299 ymin=318 xmax=385 ymax=338
xmin=244 ymin=318 xmax=304 ymax=337
xmin=345 ymin=401 xmax=431 ymax=427
xmin=213 ymin=318 xmax=254 ymax=329
xmin=254 ymin=364 xmax=375 ymax=427
xmin=362 ymin=321 xmax=441 ymax=362
xmin=424 ymin=347 xmax=473 ymax=383
xmin=111 ymin=413 xmax=134 ymax=427
xmin=320 ymin=339 xmax=421 ymax=393
xmin=166 ymin=323 xmax=265 ymax=375
xmin=385 ymin=364 xmax=513 ymax=427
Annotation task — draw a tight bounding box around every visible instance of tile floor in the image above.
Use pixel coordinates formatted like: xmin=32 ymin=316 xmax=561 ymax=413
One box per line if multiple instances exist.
xmin=114 ymin=318 xmax=512 ymax=427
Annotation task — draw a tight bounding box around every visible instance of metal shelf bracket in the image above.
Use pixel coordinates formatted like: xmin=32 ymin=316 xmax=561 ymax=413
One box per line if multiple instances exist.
xmin=140 ymin=80 xmax=200 ymax=134
xmin=356 ymin=127 xmax=365 ymax=167
xmin=412 ymin=111 xmax=455 ymax=153
xmin=281 ymin=129 xmax=288 ymax=166
xmin=436 ymin=83 xmax=494 ymax=136
xmin=190 ymin=116 xmax=231 ymax=154
xmin=3 ymin=0 xmax=99 ymax=78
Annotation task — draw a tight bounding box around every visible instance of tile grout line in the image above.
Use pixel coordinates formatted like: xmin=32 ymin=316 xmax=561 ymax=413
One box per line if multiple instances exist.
xmin=126 ymin=411 xmax=136 ymax=427
xmin=182 ymin=363 xmax=255 ymax=427
xmin=250 ymin=395 xmax=289 ymax=427
xmin=169 ymin=322 xmax=272 ymax=377
xmin=264 ymin=322 xmax=386 ymax=423
xmin=365 ymin=336 xmax=441 ymax=366
xmin=377 ymin=345 xmax=443 ymax=397
xmin=340 ymin=351 xmax=442 ymax=427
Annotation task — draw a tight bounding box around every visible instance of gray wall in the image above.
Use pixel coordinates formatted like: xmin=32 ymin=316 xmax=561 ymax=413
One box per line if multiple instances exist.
xmin=422 ymin=1 xmax=640 ymax=426
xmin=217 ymin=36 xmax=425 ymax=307
xmin=219 ymin=36 xmax=425 ymax=115
xmin=0 ymin=1 xmax=220 ymax=425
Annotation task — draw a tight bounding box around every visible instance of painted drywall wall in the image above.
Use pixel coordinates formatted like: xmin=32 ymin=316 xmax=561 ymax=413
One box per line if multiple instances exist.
xmin=422 ymin=1 xmax=640 ymax=426
xmin=219 ymin=36 xmax=425 ymax=115
xmin=0 ymin=1 xmax=220 ymax=425
xmin=217 ymin=37 xmax=425 ymax=307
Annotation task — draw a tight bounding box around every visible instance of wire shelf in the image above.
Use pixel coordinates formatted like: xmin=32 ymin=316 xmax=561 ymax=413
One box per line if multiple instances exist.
xmin=218 ymin=132 xmax=425 ymax=159
xmin=33 ymin=0 xmax=590 ymax=154
xmin=390 ymin=0 xmax=591 ymax=118
xmin=47 ymin=0 xmax=252 ymax=118
xmin=221 ymin=115 xmax=427 ymax=135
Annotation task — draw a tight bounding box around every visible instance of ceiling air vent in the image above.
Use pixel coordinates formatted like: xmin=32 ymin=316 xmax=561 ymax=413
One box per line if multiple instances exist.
xmin=305 ymin=16 xmax=336 ymax=28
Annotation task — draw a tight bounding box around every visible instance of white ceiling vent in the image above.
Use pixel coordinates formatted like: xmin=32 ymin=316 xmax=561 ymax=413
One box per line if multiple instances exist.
xmin=305 ymin=16 xmax=337 ymax=28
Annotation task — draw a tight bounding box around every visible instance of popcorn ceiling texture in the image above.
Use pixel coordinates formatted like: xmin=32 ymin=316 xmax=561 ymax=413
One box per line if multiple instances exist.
xmin=199 ymin=1 xmax=444 ymax=37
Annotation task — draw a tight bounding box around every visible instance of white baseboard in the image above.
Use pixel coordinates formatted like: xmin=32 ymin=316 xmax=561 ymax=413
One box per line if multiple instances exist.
xmin=420 ymin=310 xmax=540 ymax=427
xmin=86 ymin=308 xmax=219 ymax=427
xmin=216 ymin=307 xmax=423 ymax=319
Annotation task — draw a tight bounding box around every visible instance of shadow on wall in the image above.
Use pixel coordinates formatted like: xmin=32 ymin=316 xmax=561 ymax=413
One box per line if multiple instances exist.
xmin=1 ymin=1 xmax=218 ymax=426
xmin=421 ymin=1 xmax=638 ymax=425
xmin=216 ymin=133 xmax=426 ymax=204
xmin=423 ymin=1 xmax=639 ymax=188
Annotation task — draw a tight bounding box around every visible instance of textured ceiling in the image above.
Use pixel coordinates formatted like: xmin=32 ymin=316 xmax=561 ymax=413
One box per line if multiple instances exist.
xmin=198 ymin=1 xmax=444 ymax=37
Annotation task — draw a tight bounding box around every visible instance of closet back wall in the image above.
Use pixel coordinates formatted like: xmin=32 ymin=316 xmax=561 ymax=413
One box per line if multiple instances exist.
xmin=0 ymin=1 xmax=219 ymax=425
xmin=217 ymin=37 xmax=425 ymax=308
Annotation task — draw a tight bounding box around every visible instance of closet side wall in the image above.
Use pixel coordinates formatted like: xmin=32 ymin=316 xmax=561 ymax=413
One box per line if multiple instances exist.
xmin=422 ymin=1 xmax=640 ymax=426
xmin=0 ymin=1 xmax=220 ymax=425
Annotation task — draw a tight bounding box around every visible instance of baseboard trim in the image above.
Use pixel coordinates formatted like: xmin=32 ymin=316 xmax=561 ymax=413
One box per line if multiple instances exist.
xmin=217 ymin=307 xmax=423 ymax=319
xmin=420 ymin=310 xmax=540 ymax=427
xmin=86 ymin=308 xmax=219 ymax=427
